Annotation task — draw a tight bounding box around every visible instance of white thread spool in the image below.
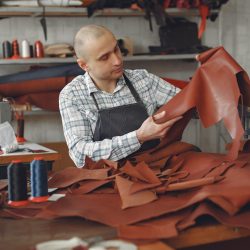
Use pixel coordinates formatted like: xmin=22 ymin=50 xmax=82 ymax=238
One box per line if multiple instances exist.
xmin=21 ymin=39 xmax=30 ymax=58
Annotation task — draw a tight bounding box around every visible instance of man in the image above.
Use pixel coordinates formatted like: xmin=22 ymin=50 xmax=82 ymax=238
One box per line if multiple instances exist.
xmin=59 ymin=24 xmax=182 ymax=167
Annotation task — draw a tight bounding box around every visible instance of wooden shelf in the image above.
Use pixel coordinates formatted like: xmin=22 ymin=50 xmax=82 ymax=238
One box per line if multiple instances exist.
xmin=0 ymin=54 xmax=196 ymax=65
xmin=0 ymin=7 xmax=219 ymax=18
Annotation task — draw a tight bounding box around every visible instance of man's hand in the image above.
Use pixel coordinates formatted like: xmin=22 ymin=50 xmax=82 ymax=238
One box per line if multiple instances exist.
xmin=136 ymin=111 xmax=182 ymax=144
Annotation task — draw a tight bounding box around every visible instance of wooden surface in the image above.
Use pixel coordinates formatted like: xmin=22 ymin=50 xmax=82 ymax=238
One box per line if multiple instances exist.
xmin=1 ymin=143 xmax=250 ymax=249
xmin=40 ymin=142 xmax=75 ymax=171
xmin=0 ymin=142 xmax=61 ymax=165
xmin=0 ymin=217 xmax=250 ymax=250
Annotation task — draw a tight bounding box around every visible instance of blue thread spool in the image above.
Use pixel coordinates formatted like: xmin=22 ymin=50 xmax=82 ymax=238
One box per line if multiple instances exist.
xmin=30 ymin=157 xmax=49 ymax=202
xmin=8 ymin=160 xmax=29 ymax=207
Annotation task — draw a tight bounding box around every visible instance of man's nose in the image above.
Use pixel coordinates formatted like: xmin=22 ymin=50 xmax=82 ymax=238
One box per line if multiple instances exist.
xmin=112 ymin=53 xmax=122 ymax=65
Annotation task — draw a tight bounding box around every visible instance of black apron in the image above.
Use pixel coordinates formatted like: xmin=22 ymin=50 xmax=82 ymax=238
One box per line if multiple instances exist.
xmin=91 ymin=74 xmax=159 ymax=154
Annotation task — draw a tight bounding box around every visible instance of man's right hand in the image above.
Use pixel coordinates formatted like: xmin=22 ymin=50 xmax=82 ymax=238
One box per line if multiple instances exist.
xmin=136 ymin=111 xmax=182 ymax=144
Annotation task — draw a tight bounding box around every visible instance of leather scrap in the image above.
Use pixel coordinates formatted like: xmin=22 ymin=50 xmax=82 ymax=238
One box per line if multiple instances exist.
xmin=177 ymin=202 xmax=250 ymax=231
xmin=48 ymin=167 xmax=110 ymax=188
xmin=115 ymin=175 xmax=157 ymax=209
xmin=69 ymin=180 xmax=112 ymax=194
xmin=121 ymin=161 xmax=161 ymax=184
xmin=118 ymin=207 xmax=193 ymax=240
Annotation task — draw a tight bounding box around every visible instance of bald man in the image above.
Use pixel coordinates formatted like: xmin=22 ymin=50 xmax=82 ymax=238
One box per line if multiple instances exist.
xmin=59 ymin=25 xmax=181 ymax=167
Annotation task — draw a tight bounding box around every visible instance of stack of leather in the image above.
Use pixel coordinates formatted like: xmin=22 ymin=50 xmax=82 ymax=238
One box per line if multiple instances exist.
xmin=1 ymin=47 xmax=250 ymax=241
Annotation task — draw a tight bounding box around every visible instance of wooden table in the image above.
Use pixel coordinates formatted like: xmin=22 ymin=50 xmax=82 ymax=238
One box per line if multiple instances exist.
xmin=0 ymin=217 xmax=250 ymax=250
xmin=0 ymin=142 xmax=61 ymax=165
xmin=0 ymin=142 xmax=61 ymax=178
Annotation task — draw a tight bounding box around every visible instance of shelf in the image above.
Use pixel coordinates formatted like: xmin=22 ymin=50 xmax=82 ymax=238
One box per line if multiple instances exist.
xmin=0 ymin=54 xmax=196 ymax=65
xmin=125 ymin=54 xmax=197 ymax=61
xmin=0 ymin=7 xmax=218 ymax=18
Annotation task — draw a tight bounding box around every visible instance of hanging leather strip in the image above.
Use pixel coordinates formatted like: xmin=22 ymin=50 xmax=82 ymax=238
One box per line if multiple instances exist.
xmin=198 ymin=4 xmax=209 ymax=39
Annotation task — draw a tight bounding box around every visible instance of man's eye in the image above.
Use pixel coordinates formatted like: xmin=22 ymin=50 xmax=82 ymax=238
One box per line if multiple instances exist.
xmin=100 ymin=55 xmax=108 ymax=61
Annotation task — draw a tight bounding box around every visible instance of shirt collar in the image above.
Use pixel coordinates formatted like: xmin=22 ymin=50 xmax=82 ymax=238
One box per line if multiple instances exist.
xmin=85 ymin=72 xmax=126 ymax=95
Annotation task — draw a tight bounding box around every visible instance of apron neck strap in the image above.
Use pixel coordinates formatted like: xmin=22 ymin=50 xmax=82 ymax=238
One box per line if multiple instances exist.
xmin=123 ymin=74 xmax=144 ymax=106
xmin=90 ymin=92 xmax=100 ymax=110
xmin=90 ymin=73 xmax=145 ymax=110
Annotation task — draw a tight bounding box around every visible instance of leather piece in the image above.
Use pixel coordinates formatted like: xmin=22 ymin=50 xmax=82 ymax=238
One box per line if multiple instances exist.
xmin=48 ymin=167 xmax=110 ymax=188
xmin=35 ymin=192 xmax=204 ymax=226
xmin=153 ymin=47 xmax=250 ymax=161
xmin=118 ymin=208 xmax=192 ymax=240
xmin=85 ymin=157 xmax=118 ymax=170
xmin=130 ymin=141 xmax=199 ymax=166
xmin=115 ymin=175 xmax=157 ymax=209
xmin=121 ymin=161 xmax=161 ymax=184
xmin=177 ymin=202 xmax=250 ymax=231
xmin=36 ymin=152 xmax=250 ymax=220
xmin=70 ymin=180 xmax=112 ymax=194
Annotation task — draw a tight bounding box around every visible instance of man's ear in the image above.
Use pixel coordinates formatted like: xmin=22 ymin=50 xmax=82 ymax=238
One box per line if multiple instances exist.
xmin=77 ymin=58 xmax=88 ymax=72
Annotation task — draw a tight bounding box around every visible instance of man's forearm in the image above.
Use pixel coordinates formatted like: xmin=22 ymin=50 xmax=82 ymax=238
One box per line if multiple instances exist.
xmin=68 ymin=131 xmax=141 ymax=167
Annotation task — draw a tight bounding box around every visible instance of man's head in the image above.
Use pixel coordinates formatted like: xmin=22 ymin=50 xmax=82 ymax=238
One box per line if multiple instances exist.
xmin=74 ymin=25 xmax=123 ymax=85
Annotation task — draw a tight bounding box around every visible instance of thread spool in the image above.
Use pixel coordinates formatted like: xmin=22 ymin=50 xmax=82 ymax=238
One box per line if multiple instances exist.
xmin=11 ymin=39 xmax=20 ymax=59
xmin=34 ymin=40 xmax=44 ymax=58
xmin=21 ymin=39 xmax=30 ymax=58
xmin=16 ymin=116 xmax=26 ymax=143
xmin=8 ymin=160 xmax=29 ymax=207
xmin=29 ymin=45 xmax=34 ymax=58
xmin=30 ymin=157 xmax=49 ymax=202
xmin=2 ymin=40 xmax=12 ymax=58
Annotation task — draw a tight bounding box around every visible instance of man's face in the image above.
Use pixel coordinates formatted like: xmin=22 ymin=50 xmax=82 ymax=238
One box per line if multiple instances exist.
xmin=83 ymin=32 xmax=124 ymax=82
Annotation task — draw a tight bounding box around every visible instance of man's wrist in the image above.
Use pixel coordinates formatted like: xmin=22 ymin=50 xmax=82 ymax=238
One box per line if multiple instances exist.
xmin=136 ymin=129 xmax=144 ymax=144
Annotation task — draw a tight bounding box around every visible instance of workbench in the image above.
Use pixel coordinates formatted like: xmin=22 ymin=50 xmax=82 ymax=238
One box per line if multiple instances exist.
xmin=0 ymin=217 xmax=250 ymax=250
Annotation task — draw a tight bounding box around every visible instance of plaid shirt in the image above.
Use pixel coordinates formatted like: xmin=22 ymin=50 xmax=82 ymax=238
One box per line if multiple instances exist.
xmin=59 ymin=69 xmax=180 ymax=167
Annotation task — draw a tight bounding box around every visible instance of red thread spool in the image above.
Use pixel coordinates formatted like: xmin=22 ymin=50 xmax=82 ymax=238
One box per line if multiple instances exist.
xmin=11 ymin=39 xmax=20 ymax=59
xmin=16 ymin=117 xmax=26 ymax=143
xmin=34 ymin=40 xmax=44 ymax=58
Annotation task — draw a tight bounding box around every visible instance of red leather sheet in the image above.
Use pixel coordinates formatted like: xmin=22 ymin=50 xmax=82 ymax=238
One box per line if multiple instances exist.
xmin=153 ymin=46 xmax=250 ymax=161
xmin=0 ymin=76 xmax=74 ymax=111
xmin=16 ymin=91 xmax=60 ymax=111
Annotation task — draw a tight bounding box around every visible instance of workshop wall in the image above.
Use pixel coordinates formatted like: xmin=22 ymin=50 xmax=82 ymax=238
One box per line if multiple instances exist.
xmin=0 ymin=0 xmax=249 ymax=161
